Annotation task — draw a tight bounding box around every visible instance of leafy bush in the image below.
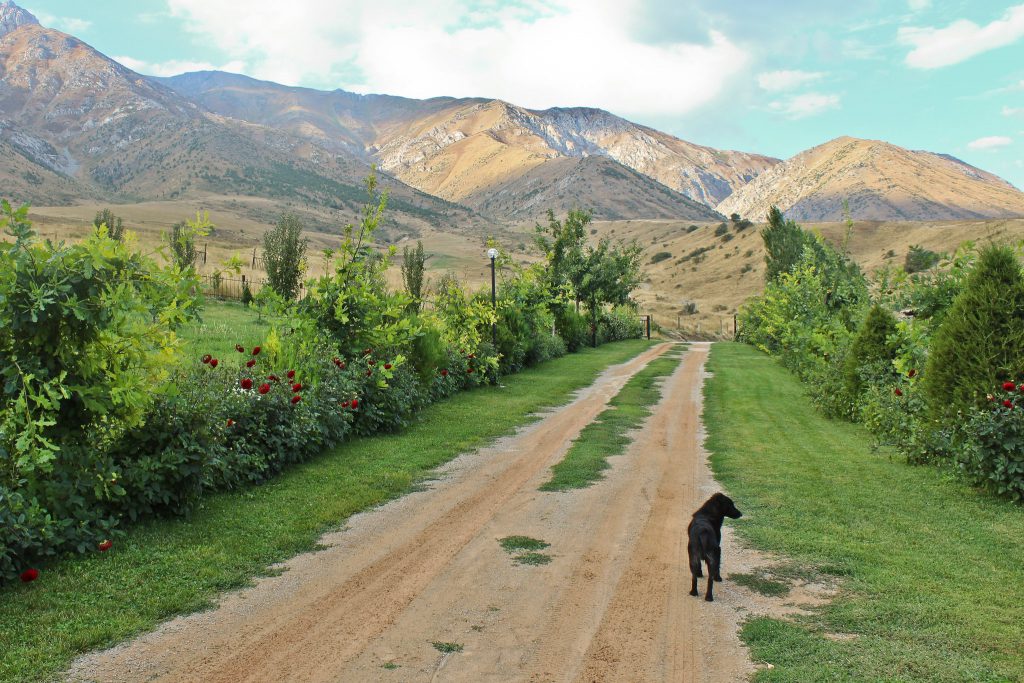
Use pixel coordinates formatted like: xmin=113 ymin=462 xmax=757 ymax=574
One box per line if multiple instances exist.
xmin=905 ymin=244 xmax=941 ymax=274
xmin=714 ymin=223 xmax=729 ymax=237
xmin=960 ymin=381 xmax=1024 ymax=501
xmin=923 ymin=246 xmax=1024 ymax=423
xmin=843 ymin=304 xmax=899 ymax=401
xmin=264 ymin=213 xmax=308 ymax=300
xmin=93 ymin=208 xmax=125 ymax=242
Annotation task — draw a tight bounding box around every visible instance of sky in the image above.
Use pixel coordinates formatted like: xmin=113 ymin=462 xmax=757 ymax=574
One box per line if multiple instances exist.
xmin=24 ymin=0 xmax=1024 ymax=189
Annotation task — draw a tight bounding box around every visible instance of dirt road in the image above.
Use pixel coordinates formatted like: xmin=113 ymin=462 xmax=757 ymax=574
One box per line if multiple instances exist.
xmin=67 ymin=342 xmax=756 ymax=682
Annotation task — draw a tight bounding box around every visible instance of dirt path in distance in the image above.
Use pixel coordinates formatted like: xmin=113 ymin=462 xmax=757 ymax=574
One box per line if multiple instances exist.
xmin=67 ymin=342 xmax=790 ymax=683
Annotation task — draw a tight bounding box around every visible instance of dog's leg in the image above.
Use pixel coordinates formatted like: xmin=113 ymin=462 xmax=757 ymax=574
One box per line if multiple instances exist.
xmin=714 ymin=546 xmax=723 ymax=582
xmin=688 ymin=540 xmax=703 ymax=577
xmin=690 ymin=572 xmax=698 ymax=597
xmin=705 ymin=555 xmax=718 ymax=602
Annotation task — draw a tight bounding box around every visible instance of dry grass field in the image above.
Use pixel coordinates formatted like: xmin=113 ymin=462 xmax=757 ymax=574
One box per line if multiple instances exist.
xmin=22 ymin=199 xmax=1024 ymax=337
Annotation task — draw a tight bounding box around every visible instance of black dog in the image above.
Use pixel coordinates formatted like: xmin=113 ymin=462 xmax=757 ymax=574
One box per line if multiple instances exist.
xmin=688 ymin=492 xmax=742 ymax=602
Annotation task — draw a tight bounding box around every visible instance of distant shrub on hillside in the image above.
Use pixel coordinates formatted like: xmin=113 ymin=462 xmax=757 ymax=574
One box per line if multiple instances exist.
xmin=650 ymin=251 xmax=672 ymax=264
xmin=687 ymin=225 xmax=699 ymax=233
xmin=714 ymin=223 xmax=729 ymax=237
xmin=905 ymin=245 xmax=941 ymax=273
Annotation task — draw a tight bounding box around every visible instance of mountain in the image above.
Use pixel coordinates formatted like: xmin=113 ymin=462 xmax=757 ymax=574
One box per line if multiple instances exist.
xmin=0 ymin=8 xmax=477 ymax=235
xmin=717 ymin=136 xmax=1024 ymax=222
xmin=158 ymin=72 xmax=771 ymax=218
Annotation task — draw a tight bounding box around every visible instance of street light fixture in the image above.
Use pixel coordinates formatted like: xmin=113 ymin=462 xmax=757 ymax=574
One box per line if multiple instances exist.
xmin=487 ymin=248 xmax=498 ymax=348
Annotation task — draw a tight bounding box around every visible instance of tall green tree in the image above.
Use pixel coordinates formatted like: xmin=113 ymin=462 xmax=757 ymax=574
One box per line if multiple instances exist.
xmin=762 ymin=205 xmax=806 ymax=281
xmin=93 ymin=208 xmax=125 ymax=242
xmin=923 ymin=245 xmax=1024 ymax=422
xmin=578 ymin=237 xmax=643 ymax=346
xmin=264 ymin=213 xmax=308 ymax=300
xmin=401 ymin=240 xmax=427 ymax=311
xmin=534 ymin=208 xmax=589 ymax=310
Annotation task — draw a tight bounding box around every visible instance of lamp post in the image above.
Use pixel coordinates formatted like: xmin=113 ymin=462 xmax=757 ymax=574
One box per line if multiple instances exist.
xmin=487 ymin=247 xmax=498 ymax=348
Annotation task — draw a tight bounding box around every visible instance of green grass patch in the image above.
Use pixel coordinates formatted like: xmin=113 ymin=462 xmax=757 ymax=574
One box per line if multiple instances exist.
xmin=0 ymin=339 xmax=653 ymax=683
xmin=498 ymin=536 xmax=550 ymax=552
xmin=381 ymin=662 xmax=400 ymax=670
xmin=539 ymin=347 xmax=683 ymax=490
xmin=512 ymin=552 xmax=552 ymax=566
xmin=431 ymin=641 xmax=464 ymax=654
xmin=730 ymin=570 xmax=791 ymax=598
xmin=704 ymin=343 xmax=1024 ymax=682
xmin=178 ymin=299 xmax=293 ymax=360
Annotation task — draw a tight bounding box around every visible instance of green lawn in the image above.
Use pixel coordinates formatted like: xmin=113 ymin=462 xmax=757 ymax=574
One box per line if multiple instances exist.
xmin=704 ymin=343 xmax=1024 ymax=682
xmin=178 ymin=299 xmax=292 ymax=360
xmin=540 ymin=345 xmax=683 ymax=490
xmin=0 ymin=339 xmax=653 ymax=683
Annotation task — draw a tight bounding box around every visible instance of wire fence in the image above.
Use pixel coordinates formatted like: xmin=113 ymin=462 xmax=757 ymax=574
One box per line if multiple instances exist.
xmin=199 ymin=274 xmax=307 ymax=302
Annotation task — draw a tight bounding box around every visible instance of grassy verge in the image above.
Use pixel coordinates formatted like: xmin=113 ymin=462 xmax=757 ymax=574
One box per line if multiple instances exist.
xmin=0 ymin=339 xmax=653 ymax=683
xmin=539 ymin=346 xmax=683 ymax=491
xmin=704 ymin=342 xmax=1024 ymax=682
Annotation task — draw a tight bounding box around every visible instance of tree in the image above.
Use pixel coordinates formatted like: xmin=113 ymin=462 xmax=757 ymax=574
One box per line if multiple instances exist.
xmin=401 ymin=240 xmax=427 ymax=311
xmin=167 ymin=212 xmax=210 ymax=271
xmin=578 ymin=237 xmax=643 ymax=346
xmin=843 ymin=303 xmax=899 ymax=399
xmin=923 ymin=245 xmax=1024 ymax=422
xmin=905 ymin=244 xmax=940 ymax=274
xmin=263 ymin=213 xmax=308 ymax=300
xmin=762 ymin=205 xmax=806 ymax=281
xmin=534 ymin=208 xmax=589 ymax=310
xmin=93 ymin=208 xmax=125 ymax=242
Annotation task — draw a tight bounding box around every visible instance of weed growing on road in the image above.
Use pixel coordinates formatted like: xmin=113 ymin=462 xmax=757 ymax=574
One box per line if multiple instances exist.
xmin=540 ymin=346 xmax=685 ymax=490
xmin=499 ymin=536 xmax=552 ymax=565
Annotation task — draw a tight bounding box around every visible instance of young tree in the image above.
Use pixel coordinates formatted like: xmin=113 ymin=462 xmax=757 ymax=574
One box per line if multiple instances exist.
xmin=534 ymin=208 xmax=589 ymax=310
xmin=401 ymin=240 xmax=427 ymax=311
xmin=761 ymin=205 xmax=806 ymax=281
xmin=93 ymin=208 xmax=125 ymax=242
xmin=578 ymin=237 xmax=643 ymax=346
xmin=167 ymin=212 xmax=211 ymax=271
xmin=263 ymin=213 xmax=308 ymax=300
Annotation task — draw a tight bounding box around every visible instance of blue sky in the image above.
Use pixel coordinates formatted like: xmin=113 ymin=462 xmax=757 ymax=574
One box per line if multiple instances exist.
xmin=25 ymin=0 xmax=1024 ymax=188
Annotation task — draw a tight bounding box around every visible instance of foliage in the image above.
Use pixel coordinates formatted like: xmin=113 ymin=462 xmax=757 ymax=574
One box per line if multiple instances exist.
xmin=93 ymin=208 xmax=125 ymax=242
xmin=761 ymin=205 xmax=807 ymax=282
xmin=401 ymin=240 xmax=427 ymax=311
xmin=843 ymin=303 xmax=899 ymax=401
xmin=650 ymin=251 xmax=672 ymax=264
xmin=960 ymin=381 xmax=1024 ymax=501
xmin=167 ymin=213 xmax=211 ymax=271
xmin=534 ymin=208 xmax=588 ymax=309
xmin=922 ymin=245 xmax=1024 ymax=423
xmin=263 ymin=213 xmax=308 ymax=300
xmin=729 ymin=212 xmax=754 ymax=231
xmin=578 ymin=237 xmax=643 ymax=346
xmin=714 ymin=222 xmax=729 ymax=237
xmin=905 ymin=244 xmax=941 ymax=274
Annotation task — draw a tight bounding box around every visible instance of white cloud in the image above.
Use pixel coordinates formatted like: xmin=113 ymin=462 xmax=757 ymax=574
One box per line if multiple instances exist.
xmin=1004 ymin=106 xmax=1024 ymax=116
xmin=967 ymin=135 xmax=1013 ymax=150
xmin=27 ymin=8 xmax=92 ymax=33
xmin=908 ymin=0 xmax=931 ymax=11
xmin=768 ymin=93 xmax=840 ymax=119
xmin=163 ymin=0 xmax=748 ymax=118
xmin=899 ymin=4 xmax=1024 ymax=69
xmin=114 ymin=56 xmax=247 ymax=78
xmin=757 ymin=70 xmax=824 ymax=92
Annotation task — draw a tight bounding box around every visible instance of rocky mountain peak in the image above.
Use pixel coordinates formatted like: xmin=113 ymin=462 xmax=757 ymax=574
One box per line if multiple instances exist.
xmin=0 ymin=1 xmax=38 ymax=38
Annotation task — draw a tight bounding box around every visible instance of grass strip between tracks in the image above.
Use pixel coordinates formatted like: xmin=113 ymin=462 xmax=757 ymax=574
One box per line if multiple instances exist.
xmin=0 ymin=339 xmax=654 ymax=683
xmin=539 ymin=345 xmax=684 ymax=491
xmin=703 ymin=342 xmax=1024 ymax=682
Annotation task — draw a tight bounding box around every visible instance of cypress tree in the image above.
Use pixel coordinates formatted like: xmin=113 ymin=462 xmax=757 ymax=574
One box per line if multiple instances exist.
xmin=843 ymin=303 xmax=899 ymax=399
xmin=761 ymin=205 xmax=806 ymax=282
xmin=923 ymin=245 xmax=1024 ymax=421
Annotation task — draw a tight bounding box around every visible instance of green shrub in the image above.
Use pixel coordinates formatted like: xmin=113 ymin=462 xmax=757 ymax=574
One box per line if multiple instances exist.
xmin=960 ymin=382 xmax=1024 ymax=501
xmin=555 ymin=306 xmax=589 ymax=352
xmin=714 ymin=223 xmax=729 ymax=237
xmin=263 ymin=213 xmax=308 ymax=300
xmin=905 ymin=244 xmax=941 ymax=274
xmin=650 ymin=251 xmax=672 ymax=264
xmin=923 ymin=246 xmax=1024 ymax=423
xmin=843 ymin=304 xmax=899 ymax=401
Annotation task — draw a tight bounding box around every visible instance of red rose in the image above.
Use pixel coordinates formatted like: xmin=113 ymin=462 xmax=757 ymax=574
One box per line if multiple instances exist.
xmin=467 ymin=368 xmax=474 ymax=374
xmin=287 ymin=369 xmax=295 ymax=379
xmin=908 ymin=369 xmax=916 ymax=378
xmin=1004 ymin=399 xmax=1014 ymax=408
xmin=235 ymin=344 xmax=245 ymax=353
xmin=894 ymin=388 xmax=903 ymax=396
xmin=469 ymin=353 xmax=476 ymax=359
xmin=258 ymin=383 xmax=271 ymax=395
xmin=252 ymin=346 xmax=261 ymax=356
xmin=227 ymin=418 xmax=235 ymax=427
xmin=368 ymin=360 xmax=375 ymax=366
xmin=291 ymin=395 xmax=302 ymax=404
xmin=441 ymin=369 xmax=449 ymax=377
xmin=98 ymin=539 xmax=112 ymax=552
xmin=1003 ymin=381 xmax=1016 ymax=391
xmin=333 ymin=357 xmax=342 ymax=367
xmin=363 ymin=348 xmax=372 ymax=356
xmin=20 ymin=568 xmax=38 ymax=583
xmin=351 ymin=398 xmax=359 ymax=409
xmin=366 ymin=370 xmax=372 ymax=376
xmin=384 ymin=363 xmax=392 ymax=370
xmin=246 ymin=359 xmax=256 ymax=368
xmin=268 ymin=374 xmax=279 ymax=382
xmin=202 ymin=354 xmax=212 ymax=364
xmin=338 ymin=362 xmax=346 ymax=370
xmin=210 ymin=359 xmax=219 ymax=368
xmin=1018 ymin=384 xmax=1024 ymax=392
xmin=241 ymin=378 xmax=254 ymax=390
xmin=291 ymin=382 xmax=302 ymax=392
xmin=987 ymin=394 xmax=996 ymax=401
